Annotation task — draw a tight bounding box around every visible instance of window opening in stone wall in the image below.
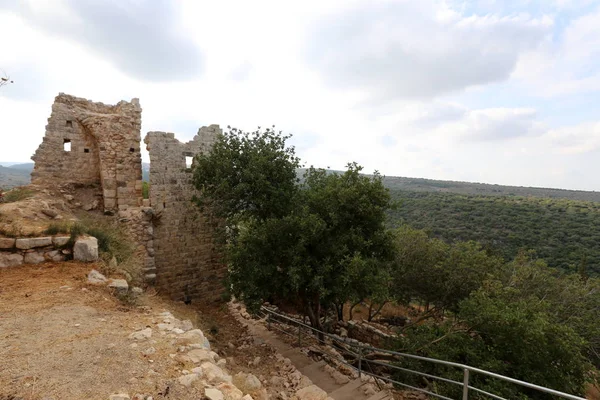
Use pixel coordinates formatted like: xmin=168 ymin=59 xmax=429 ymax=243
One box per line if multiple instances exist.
xmin=66 ymin=120 xmax=73 ymax=128
xmin=84 ymin=148 xmax=90 ymax=153
xmin=130 ymin=147 xmax=135 ymax=153
xmin=186 ymin=156 xmax=193 ymax=168
xmin=63 ymin=139 xmax=71 ymax=152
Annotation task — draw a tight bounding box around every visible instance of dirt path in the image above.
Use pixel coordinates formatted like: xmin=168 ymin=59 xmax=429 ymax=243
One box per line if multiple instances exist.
xmin=0 ymin=262 xmax=323 ymax=400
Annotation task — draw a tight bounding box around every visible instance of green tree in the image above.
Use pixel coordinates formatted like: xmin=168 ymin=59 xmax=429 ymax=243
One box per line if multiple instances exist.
xmin=193 ymin=129 xmax=395 ymax=330
xmin=227 ymin=164 xmax=395 ymax=330
xmin=192 ymin=126 xmax=301 ymax=224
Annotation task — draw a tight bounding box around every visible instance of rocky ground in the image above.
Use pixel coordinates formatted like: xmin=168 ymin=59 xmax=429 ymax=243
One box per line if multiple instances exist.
xmin=0 ymin=261 xmax=337 ymax=400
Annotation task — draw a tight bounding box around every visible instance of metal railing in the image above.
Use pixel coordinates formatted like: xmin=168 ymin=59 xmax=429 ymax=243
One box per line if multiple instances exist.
xmin=260 ymin=306 xmax=586 ymax=400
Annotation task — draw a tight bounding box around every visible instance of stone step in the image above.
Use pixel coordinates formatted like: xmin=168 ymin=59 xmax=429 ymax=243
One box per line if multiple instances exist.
xmin=366 ymin=390 xmax=392 ymax=400
xmin=328 ymin=378 xmax=364 ymax=399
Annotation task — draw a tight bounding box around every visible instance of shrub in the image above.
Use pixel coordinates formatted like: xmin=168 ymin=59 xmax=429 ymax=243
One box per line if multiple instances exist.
xmin=2 ymin=187 xmax=34 ymax=203
xmin=44 ymin=221 xmax=72 ymax=235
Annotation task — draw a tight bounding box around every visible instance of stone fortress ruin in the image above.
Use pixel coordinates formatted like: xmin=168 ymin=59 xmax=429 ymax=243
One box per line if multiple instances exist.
xmin=30 ymin=93 xmax=225 ymax=302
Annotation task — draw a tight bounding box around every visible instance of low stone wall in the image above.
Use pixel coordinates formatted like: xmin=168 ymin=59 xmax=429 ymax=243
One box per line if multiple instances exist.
xmin=0 ymin=235 xmax=99 ymax=268
xmin=0 ymin=236 xmax=71 ymax=267
xmin=344 ymin=320 xmax=395 ymax=348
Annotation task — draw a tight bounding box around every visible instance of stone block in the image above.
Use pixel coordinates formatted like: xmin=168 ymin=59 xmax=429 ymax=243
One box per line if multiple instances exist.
xmin=0 ymin=253 xmax=24 ymax=268
xmin=73 ymin=236 xmax=98 ymax=262
xmin=24 ymin=252 xmax=46 ymax=264
xmin=16 ymin=237 xmax=53 ymax=249
xmin=108 ymin=278 xmax=129 ymax=294
xmin=0 ymin=238 xmax=16 ymax=249
xmin=52 ymin=236 xmax=70 ymax=246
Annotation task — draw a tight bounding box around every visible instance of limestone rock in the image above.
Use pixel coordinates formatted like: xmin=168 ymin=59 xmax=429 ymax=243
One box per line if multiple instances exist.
xmin=109 ymin=395 xmax=130 ymax=400
xmin=52 ymin=236 xmax=70 ymax=246
xmin=216 ymin=382 xmax=244 ymax=400
xmin=187 ymin=348 xmax=214 ymax=364
xmin=108 ymin=279 xmax=129 ymax=294
xmin=205 ymin=388 xmax=224 ymax=400
xmin=42 ymin=209 xmax=58 ymax=218
xmin=0 ymin=238 xmax=15 ymax=249
xmin=88 ymin=269 xmax=108 ymax=284
xmin=74 ymin=236 xmax=98 ymax=262
xmin=233 ymin=372 xmax=262 ymax=394
xmin=180 ymin=320 xmax=194 ymax=331
xmin=132 ymin=287 xmax=143 ymax=295
xmin=177 ymin=329 xmax=206 ymax=346
xmin=294 ymin=385 xmax=329 ymax=400
xmin=24 ymin=252 xmax=45 ymax=264
xmin=129 ymin=328 xmax=152 ymax=340
xmin=45 ymin=250 xmax=65 ymax=262
xmin=16 ymin=237 xmax=52 ymax=249
xmin=0 ymin=253 xmax=24 ymax=268
xmin=83 ymin=200 xmax=99 ymax=211
xmin=177 ymin=373 xmax=199 ymax=387
xmin=201 ymin=361 xmax=231 ymax=384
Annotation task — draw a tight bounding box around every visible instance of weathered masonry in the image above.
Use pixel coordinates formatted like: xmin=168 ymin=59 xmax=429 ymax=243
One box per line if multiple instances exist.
xmin=31 ymin=93 xmax=143 ymax=212
xmin=144 ymin=126 xmax=225 ymax=302
xmin=29 ymin=93 xmax=225 ymax=302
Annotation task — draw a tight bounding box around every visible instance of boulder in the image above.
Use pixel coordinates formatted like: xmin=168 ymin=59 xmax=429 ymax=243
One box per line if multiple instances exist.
xmin=88 ymin=269 xmax=108 ymax=284
xmin=177 ymin=329 xmax=206 ymax=346
xmin=16 ymin=237 xmax=52 ymax=249
xmin=129 ymin=328 xmax=152 ymax=340
xmin=73 ymin=236 xmax=98 ymax=262
xmin=187 ymin=348 xmax=215 ymax=364
xmin=0 ymin=238 xmax=15 ymax=249
xmin=177 ymin=373 xmax=199 ymax=387
xmin=24 ymin=252 xmax=45 ymax=264
xmin=294 ymin=385 xmax=329 ymax=400
xmin=181 ymin=320 xmax=194 ymax=331
xmin=201 ymin=361 xmax=231 ymax=384
xmin=0 ymin=253 xmax=24 ymax=268
xmin=41 ymin=209 xmax=58 ymax=218
xmin=205 ymin=388 xmax=224 ymax=400
xmin=108 ymin=279 xmax=129 ymax=294
xmin=233 ymin=372 xmax=262 ymax=394
xmin=216 ymin=382 xmax=244 ymax=400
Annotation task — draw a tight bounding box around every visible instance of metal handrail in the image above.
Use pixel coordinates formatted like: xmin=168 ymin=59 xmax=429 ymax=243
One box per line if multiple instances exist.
xmin=260 ymin=306 xmax=586 ymax=400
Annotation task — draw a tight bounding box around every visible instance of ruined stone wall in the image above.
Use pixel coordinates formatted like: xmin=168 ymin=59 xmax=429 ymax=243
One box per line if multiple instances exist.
xmin=144 ymin=126 xmax=225 ymax=302
xmin=32 ymin=93 xmax=143 ymax=212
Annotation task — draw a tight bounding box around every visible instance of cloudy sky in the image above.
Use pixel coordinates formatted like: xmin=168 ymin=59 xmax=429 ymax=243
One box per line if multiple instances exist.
xmin=1 ymin=0 xmax=599 ymax=191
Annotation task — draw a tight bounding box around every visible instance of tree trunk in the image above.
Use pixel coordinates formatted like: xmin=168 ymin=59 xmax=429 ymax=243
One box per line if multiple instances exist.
xmin=306 ymin=300 xmax=324 ymax=342
xmin=349 ymin=299 xmax=362 ymax=321
xmin=368 ymin=301 xmax=387 ymax=322
xmin=336 ymin=303 xmax=344 ymax=322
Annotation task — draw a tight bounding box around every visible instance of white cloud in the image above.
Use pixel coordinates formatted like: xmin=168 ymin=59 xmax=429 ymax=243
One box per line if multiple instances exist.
xmin=3 ymin=0 xmax=204 ymax=82
xmin=1 ymin=0 xmax=600 ymax=191
xmin=513 ymin=5 xmax=600 ymax=96
xmin=306 ymin=0 xmax=553 ymax=101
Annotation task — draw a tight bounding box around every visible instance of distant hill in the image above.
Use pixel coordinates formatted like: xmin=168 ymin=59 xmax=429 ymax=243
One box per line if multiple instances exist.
xmin=382 ymin=176 xmax=600 ymax=203
xmin=0 ymin=164 xmax=31 ymax=189
xmin=6 ymin=163 xmax=34 ymax=172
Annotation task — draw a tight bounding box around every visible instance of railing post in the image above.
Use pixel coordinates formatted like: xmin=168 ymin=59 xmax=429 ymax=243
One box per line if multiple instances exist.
xmin=298 ymin=324 xmax=302 ymax=346
xmin=358 ymin=346 xmax=363 ymax=378
xmin=462 ymin=368 xmax=470 ymax=400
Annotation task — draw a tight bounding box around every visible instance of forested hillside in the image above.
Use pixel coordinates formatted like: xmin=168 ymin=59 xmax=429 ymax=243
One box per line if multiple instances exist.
xmin=383 ymin=176 xmax=600 ymax=202
xmin=387 ymin=190 xmax=600 ymax=275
